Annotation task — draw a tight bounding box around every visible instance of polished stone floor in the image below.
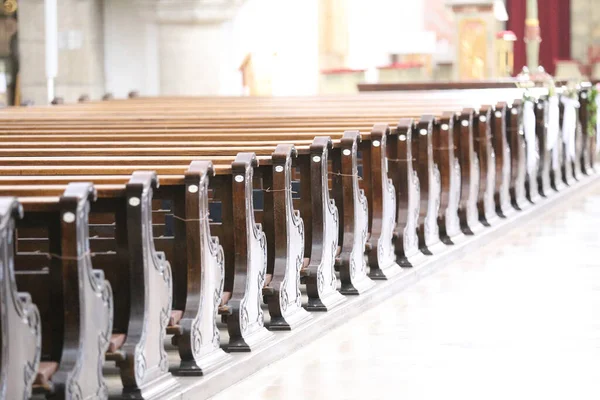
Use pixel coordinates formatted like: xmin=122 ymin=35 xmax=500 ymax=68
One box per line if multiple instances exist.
xmin=213 ymin=182 xmax=600 ymax=400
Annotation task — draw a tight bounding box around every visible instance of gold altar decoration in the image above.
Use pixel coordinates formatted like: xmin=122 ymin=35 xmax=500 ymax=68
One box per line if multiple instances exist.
xmin=495 ymin=30 xmax=516 ymax=77
xmin=447 ymin=0 xmax=508 ymax=79
xmin=458 ymin=18 xmax=487 ymax=80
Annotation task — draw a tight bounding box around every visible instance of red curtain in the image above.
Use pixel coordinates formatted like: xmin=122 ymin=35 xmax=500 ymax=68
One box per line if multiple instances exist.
xmin=506 ymin=0 xmax=571 ymax=75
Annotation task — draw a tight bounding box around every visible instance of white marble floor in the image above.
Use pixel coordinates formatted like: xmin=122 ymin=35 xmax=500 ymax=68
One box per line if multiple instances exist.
xmin=212 ymin=182 xmax=600 ymax=400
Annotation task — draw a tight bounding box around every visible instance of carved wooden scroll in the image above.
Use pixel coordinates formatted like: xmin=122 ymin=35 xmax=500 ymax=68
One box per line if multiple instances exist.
xmin=263 ymin=144 xmax=311 ymax=329
xmin=473 ymin=106 xmax=498 ymax=225
xmin=535 ymin=98 xmax=552 ymax=198
xmin=0 ymin=198 xmax=41 ymax=400
xmin=414 ymin=116 xmax=443 ymax=254
xmin=301 ymin=137 xmax=345 ymax=311
xmin=391 ymin=119 xmax=423 ymax=267
xmin=457 ymin=110 xmax=482 ymax=234
xmin=363 ymin=124 xmax=400 ymax=279
xmin=333 ymin=131 xmax=374 ymax=295
xmin=506 ymin=100 xmax=529 ymax=210
xmin=169 ymin=161 xmax=230 ymax=375
xmin=434 ymin=113 xmax=462 ymax=244
xmin=54 ymin=183 xmax=113 ymax=399
xmin=104 ymin=172 xmax=179 ymax=398
xmin=227 ymin=153 xmax=274 ymax=351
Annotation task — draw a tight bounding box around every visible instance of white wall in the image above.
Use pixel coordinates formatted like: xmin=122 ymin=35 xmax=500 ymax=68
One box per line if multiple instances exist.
xmin=224 ymin=0 xmax=319 ymax=96
xmin=347 ymin=0 xmax=426 ymax=69
xmin=103 ymin=0 xmax=318 ymax=97
xmin=103 ymin=0 xmax=159 ymax=97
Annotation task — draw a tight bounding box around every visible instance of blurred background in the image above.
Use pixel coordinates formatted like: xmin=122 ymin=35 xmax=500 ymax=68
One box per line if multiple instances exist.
xmin=0 ymin=0 xmax=597 ymax=105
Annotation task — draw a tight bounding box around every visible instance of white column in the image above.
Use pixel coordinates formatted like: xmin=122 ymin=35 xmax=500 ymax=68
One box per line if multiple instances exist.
xmin=153 ymin=0 xmax=246 ymax=96
xmin=44 ymin=0 xmax=57 ymax=103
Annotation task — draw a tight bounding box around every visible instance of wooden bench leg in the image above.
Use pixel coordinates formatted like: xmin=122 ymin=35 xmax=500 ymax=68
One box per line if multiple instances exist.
xmin=110 ymin=172 xmax=179 ymax=398
xmin=168 ymin=161 xmax=231 ymax=375
xmin=434 ymin=114 xmax=463 ymax=244
xmin=493 ymin=104 xmax=516 ymax=217
xmin=457 ymin=110 xmax=484 ymax=234
xmin=53 ymin=183 xmax=113 ymax=399
xmin=333 ymin=131 xmax=375 ymax=295
xmin=414 ymin=117 xmax=445 ymax=255
xmin=0 ymin=198 xmax=41 ymax=400
xmin=226 ymin=153 xmax=274 ymax=351
xmin=301 ymin=138 xmax=345 ymax=311
xmin=391 ymin=120 xmax=424 ymax=267
xmin=262 ymin=145 xmax=312 ymax=330
xmin=364 ymin=124 xmax=401 ymax=280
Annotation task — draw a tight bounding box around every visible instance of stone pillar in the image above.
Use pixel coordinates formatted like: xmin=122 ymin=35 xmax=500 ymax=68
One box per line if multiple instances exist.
xmin=157 ymin=22 xmax=228 ymax=95
xmin=18 ymin=0 xmax=105 ymax=104
xmin=136 ymin=0 xmax=245 ymax=96
xmin=319 ymin=0 xmax=349 ymax=70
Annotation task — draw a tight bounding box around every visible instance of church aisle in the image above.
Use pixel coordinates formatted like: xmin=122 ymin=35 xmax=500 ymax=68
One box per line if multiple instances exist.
xmin=212 ymin=181 xmax=600 ymax=400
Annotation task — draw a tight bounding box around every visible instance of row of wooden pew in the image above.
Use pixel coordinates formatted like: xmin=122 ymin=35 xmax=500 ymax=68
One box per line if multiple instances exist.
xmin=0 ymin=86 xmax=597 ymax=399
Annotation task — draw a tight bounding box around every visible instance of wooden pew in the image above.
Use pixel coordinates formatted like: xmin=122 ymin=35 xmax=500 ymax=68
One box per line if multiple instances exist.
xmin=11 ymin=184 xmax=113 ymax=399
xmin=0 ymin=197 xmax=42 ymax=400
xmin=0 ymin=119 xmax=446 ymax=269
xmin=3 ymin=157 xmax=278 ymax=367
xmin=0 ymin=97 xmax=510 ymax=256
xmin=0 ymin=141 xmax=378 ymax=297
xmin=0 ymin=92 xmax=524 ymax=268
xmin=1 ymin=85 xmax=595 ymax=400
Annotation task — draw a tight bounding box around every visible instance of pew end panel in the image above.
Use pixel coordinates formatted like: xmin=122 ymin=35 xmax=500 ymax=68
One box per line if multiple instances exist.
xmin=301 ymin=137 xmax=345 ymax=311
xmin=579 ymin=88 xmax=594 ymax=175
xmin=18 ymin=184 xmax=114 ymax=399
xmin=168 ymin=161 xmax=231 ymax=376
xmin=474 ymin=106 xmax=499 ymax=226
xmin=547 ymin=98 xmax=567 ymax=193
xmin=492 ymin=103 xmax=516 ymax=218
xmin=457 ymin=110 xmax=484 ymax=235
xmin=262 ymin=144 xmax=312 ymax=330
xmin=333 ymin=131 xmax=374 ymax=295
xmin=391 ymin=119 xmax=424 ymax=268
xmin=0 ymin=197 xmax=41 ymax=400
xmin=414 ymin=116 xmax=445 ymax=255
xmin=534 ymin=97 xmax=553 ymax=198
xmin=364 ymin=124 xmax=401 ymax=280
xmin=226 ymin=153 xmax=274 ymax=351
xmin=107 ymin=172 xmax=180 ymax=398
xmin=434 ymin=113 xmax=463 ymax=245
xmin=506 ymin=100 xmax=529 ymax=210
xmin=558 ymin=100 xmax=575 ymax=187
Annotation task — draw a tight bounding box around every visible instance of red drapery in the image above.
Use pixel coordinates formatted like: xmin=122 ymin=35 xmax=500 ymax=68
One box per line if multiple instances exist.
xmin=506 ymin=0 xmax=571 ymax=75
